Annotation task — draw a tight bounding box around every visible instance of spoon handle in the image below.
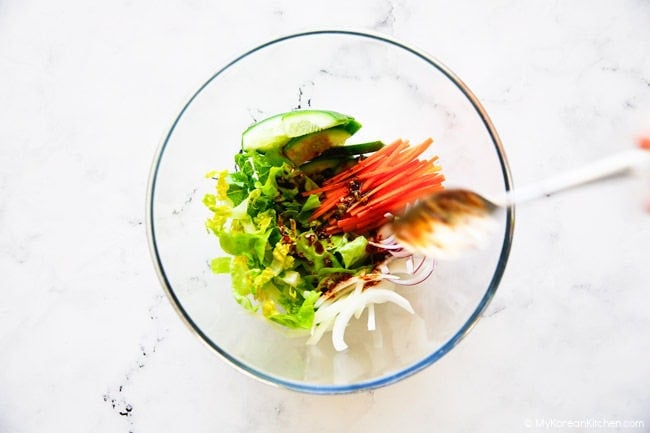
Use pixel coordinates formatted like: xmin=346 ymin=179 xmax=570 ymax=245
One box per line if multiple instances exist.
xmin=502 ymin=148 xmax=650 ymax=205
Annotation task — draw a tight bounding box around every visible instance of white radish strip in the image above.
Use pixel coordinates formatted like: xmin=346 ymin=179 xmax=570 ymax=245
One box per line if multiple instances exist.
xmin=312 ymin=299 xmax=347 ymax=327
xmin=307 ymin=317 xmax=336 ymax=345
xmin=367 ymin=303 xmax=376 ymax=331
xmin=309 ymin=288 xmax=361 ymax=344
xmin=308 ymin=289 xmax=359 ymax=345
xmin=308 ymin=302 xmax=344 ymax=344
xmin=331 ymin=289 xmax=415 ymax=351
xmin=324 ymin=273 xmax=387 ymax=303
xmin=353 ymin=278 xmax=366 ymax=319
xmin=315 ymin=276 xmax=365 ymax=308
xmin=314 ymin=281 xmax=354 ymax=309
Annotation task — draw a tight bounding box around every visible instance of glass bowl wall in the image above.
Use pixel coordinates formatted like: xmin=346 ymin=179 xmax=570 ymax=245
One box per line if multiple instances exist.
xmin=147 ymin=30 xmax=514 ymax=393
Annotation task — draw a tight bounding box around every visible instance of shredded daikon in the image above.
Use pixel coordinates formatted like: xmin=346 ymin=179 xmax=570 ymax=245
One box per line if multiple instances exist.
xmin=331 ymin=288 xmax=414 ymax=351
xmin=307 ymin=240 xmax=435 ymax=351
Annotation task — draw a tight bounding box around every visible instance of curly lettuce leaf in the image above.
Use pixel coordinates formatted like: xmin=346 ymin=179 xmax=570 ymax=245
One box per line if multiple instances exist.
xmin=210 ymin=257 xmax=231 ymax=274
xmin=267 ymin=290 xmax=320 ymax=329
xmin=230 ymin=255 xmax=256 ymax=311
xmin=335 ymin=235 xmax=369 ymax=268
xmin=205 ymin=149 xmax=378 ymax=330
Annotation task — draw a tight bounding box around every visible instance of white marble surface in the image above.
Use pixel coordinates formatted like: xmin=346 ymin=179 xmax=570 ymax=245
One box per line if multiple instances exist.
xmin=2 ymin=1 xmax=649 ymax=432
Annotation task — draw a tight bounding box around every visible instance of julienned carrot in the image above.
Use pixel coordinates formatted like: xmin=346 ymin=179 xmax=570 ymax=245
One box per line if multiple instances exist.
xmin=361 ymin=159 xmax=423 ymax=193
xmin=308 ymin=138 xmax=445 ymax=235
xmin=362 ymin=139 xmax=431 ymax=178
xmin=352 ymin=178 xmax=443 ymax=221
xmin=322 ymin=149 xmax=441 ymax=232
xmin=304 ymin=140 xmax=411 ymax=197
xmin=355 ymin=178 xmax=444 ymax=219
xmin=310 ymin=191 xmax=344 ymax=220
xmin=362 ymin=160 xmax=430 ymax=196
xmin=323 ymin=140 xmax=406 ymax=184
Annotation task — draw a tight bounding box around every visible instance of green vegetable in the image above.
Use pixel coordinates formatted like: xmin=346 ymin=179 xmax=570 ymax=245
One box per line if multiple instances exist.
xmin=241 ymin=109 xmax=360 ymax=155
xmin=203 ymin=111 xmax=395 ymax=331
xmin=318 ymin=141 xmax=385 ymax=158
xmin=204 ymin=145 xmax=382 ymax=329
xmin=210 ymin=257 xmax=231 ymax=274
xmin=297 ymin=142 xmax=384 ymax=181
xmin=283 ymin=126 xmax=355 ymax=165
xmin=336 ymin=235 xmax=369 ymax=268
xmin=299 ymin=157 xmax=356 ymax=178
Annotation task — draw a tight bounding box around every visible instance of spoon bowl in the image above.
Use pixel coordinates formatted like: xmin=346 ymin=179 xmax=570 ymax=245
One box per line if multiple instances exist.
xmin=391 ymin=189 xmax=501 ymax=259
xmin=393 ymin=148 xmax=650 ymax=260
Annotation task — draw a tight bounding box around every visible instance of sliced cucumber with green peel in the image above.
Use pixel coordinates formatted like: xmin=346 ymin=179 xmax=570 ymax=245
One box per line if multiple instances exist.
xmin=300 ymin=157 xmax=357 ymax=178
xmin=283 ymin=127 xmax=355 ymax=165
xmin=281 ymin=110 xmax=357 ymax=137
xmin=240 ymin=113 xmax=288 ymax=152
xmin=241 ymin=109 xmax=360 ymax=153
xmin=318 ymin=141 xmax=385 ymax=158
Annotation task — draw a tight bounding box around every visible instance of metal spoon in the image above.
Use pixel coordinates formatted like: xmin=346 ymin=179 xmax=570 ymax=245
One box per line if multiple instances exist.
xmin=390 ymin=148 xmax=650 ymax=259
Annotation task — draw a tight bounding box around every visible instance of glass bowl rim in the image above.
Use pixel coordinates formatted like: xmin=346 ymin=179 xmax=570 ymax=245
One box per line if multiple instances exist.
xmin=145 ymin=28 xmax=515 ymax=394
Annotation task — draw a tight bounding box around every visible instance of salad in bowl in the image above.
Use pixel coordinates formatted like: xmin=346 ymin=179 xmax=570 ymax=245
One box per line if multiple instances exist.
xmin=147 ymin=30 xmax=513 ymax=393
xmin=203 ymin=109 xmax=445 ymax=351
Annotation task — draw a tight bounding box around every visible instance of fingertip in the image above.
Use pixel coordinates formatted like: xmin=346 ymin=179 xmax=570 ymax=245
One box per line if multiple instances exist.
xmin=638 ymin=136 xmax=650 ymax=150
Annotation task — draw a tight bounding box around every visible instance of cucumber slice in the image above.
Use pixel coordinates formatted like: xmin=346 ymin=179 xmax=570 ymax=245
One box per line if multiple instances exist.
xmin=318 ymin=141 xmax=384 ymax=158
xmin=283 ymin=127 xmax=353 ymax=165
xmin=241 ymin=110 xmax=359 ymax=152
xmin=281 ymin=110 xmax=355 ymax=137
xmin=340 ymin=119 xmax=362 ymax=135
xmin=300 ymin=157 xmax=356 ymax=178
xmin=240 ymin=113 xmax=287 ymax=152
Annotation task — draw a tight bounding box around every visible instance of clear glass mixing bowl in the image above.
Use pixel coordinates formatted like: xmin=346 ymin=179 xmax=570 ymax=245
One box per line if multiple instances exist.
xmin=146 ymin=30 xmax=514 ymax=393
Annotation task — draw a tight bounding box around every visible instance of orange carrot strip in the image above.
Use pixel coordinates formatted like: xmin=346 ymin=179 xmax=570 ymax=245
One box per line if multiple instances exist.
xmin=366 ymin=160 xmax=426 ymax=192
xmin=365 ymin=159 xmax=437 ymax=197
xmin=358 ymin=141 xmax=409 ymax=177
xmin=361 ymin=138 xmax=431 ymax=179
xmin=305 ymin=182 xmax=346 ymax=196
xmin=358 ymin=141 xmax=434 ymax=191
xmin=308 ymin=138 xmax=444 ymax=235
xmin=310 ymin=192 xmax=345 ymax=220
xmin=324 ymin=140 xmax=405 ymax=185
xmin=356 ymin=175 xmax=444 ymax=217
xmin=360 ymin=159 xmax=422 ymax=192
